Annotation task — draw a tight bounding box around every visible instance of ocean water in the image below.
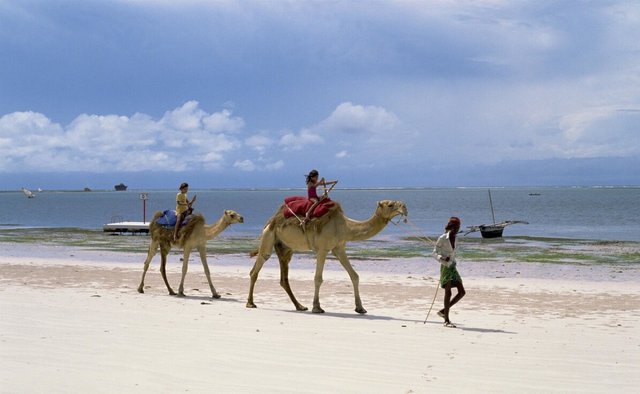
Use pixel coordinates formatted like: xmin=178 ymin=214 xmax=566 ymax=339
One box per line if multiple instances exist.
xmin=2 ymin=187 xmax=639 ymax=241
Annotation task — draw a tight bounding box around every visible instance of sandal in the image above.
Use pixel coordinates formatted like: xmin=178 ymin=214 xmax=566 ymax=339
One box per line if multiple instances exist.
xmin=443 ymin=321 xmax=457 ymax=328
xmin=437 ymin=310 xmax=445 ymax=319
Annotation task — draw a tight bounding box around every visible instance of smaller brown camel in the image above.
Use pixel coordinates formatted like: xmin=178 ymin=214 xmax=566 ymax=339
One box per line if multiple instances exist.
xmin=137 ymin=209 xmax=243 ymax=298
xmin=247 ymin=200 xmax=408 ymax=313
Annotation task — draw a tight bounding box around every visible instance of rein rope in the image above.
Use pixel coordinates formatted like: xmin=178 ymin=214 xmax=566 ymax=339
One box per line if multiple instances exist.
xmin=391 ymin=216 xmax=437 ymax=246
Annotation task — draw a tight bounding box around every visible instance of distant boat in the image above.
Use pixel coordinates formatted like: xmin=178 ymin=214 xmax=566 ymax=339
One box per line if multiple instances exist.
xmin=21 ymin=188 xmax=35 ymax=198
xmin=114 ymin=183 xmax=128 ymax=191
xmin=529 ymin=193 xmax=541 ymax=196
xmin=465 ymin=189 xmax=528 ymax=238
xmin=84 ymin=187 xmax=92 ymax=192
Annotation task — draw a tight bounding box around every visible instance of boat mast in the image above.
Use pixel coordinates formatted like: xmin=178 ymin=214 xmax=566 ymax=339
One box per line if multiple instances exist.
xmin=488 ymin=189 xmax=496 ymax=224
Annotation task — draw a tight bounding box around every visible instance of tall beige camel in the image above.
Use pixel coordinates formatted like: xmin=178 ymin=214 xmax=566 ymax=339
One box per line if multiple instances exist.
xmin=138 ymin=209 xmax=244 ymax=298
xmin=247 ymin=200 xmax=408 ymax=314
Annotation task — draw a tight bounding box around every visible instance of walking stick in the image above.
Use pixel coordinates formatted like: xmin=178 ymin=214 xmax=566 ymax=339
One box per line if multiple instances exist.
xmin=423 ymin=284 xmax=439 ymax=324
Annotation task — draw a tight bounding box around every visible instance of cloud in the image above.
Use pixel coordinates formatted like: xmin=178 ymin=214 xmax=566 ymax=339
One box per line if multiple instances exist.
xmin=0 ymin=102 xmax=243 ymax=173
xmin=265 ymin=160 xmax=284 ymax=171
xmin=556 ymin=106 xmax=640 ymax=158
xmin=316 ymin=102 xmax=399 ymax=135
xmin=245 ymin=134 xmax=274 ymax=153
xmin=279 ymin=129 xmax=323 ymax=151
xmin=233 ymin=159 xmax=255 ymax=172
xmin=233 ymin=158 xmax=284 ymax=172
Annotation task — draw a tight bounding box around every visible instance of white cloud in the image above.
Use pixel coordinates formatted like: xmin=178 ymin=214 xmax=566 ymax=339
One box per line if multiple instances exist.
xmin=203 ymin=109 xmax=245 ymax=133
xmin=233 ymin=159 xmax=255 ymax=172
xmin=0 ymin=102 xmax=244 ymax=173
xmin=317 ymin=102 xmax=399 ymax=135
xmin=265 ymin=160 xmax=284 ymax=171
xmin=245 ymin=134 xmax=274 ymax=153
xmin=335 ymin=150 xmax=348 ymax=158
xmin=279 ymin=129 xmax=323 ymax=151
xmin=556 ymin=106 xmax=640 ymax=158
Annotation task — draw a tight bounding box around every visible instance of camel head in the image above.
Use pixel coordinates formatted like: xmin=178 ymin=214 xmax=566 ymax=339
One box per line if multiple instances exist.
xmin=376 ymin=200 xmax=408 ymax=222
xmin=223 ymin=209 xmax=244 ymax=224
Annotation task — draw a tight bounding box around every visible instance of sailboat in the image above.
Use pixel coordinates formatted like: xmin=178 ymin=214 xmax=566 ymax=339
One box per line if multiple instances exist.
xmin=21 ymin=188 xmax=35 ymax=198
xmin=464 ymin=189 xmax=528 ymax=238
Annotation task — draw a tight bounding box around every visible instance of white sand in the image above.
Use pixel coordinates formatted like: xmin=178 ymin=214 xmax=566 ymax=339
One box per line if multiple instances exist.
xmin=1 ymin=246 xmax=639 ymax=393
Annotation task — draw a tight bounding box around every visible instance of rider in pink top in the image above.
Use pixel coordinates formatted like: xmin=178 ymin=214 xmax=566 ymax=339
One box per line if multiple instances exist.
xmin=303 ymin=169 xmax=337 ymax=224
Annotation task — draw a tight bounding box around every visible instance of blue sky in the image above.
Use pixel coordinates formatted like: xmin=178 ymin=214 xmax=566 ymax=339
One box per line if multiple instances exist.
xmin=1 ymin=0 xmax=638 ymax=190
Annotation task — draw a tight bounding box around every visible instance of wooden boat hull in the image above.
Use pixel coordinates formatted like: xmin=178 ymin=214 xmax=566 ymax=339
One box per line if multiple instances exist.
xmin=480 ymin=226 xmax=504 ymax=238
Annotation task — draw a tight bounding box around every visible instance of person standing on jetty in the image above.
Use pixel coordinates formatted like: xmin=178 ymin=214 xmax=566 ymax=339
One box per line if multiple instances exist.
xmin=302 ymin=169 xmax=337 ymax=225
xmin=433 ymin=216 xmax=466 ymax=327
xmin=174 ymin=182 xmax=196 ymax=241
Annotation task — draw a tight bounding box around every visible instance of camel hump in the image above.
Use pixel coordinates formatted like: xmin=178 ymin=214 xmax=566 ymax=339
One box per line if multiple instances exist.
xmin=149 ymin=211 xmax=166 ymax=230
xmin=185 ymin=213 xmax=205 ymax=228
xmin=151 ymin=211 xmax=164 ymax=221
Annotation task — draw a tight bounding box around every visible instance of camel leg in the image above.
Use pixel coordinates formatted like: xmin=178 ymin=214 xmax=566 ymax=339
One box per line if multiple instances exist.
xmin=247 ymin=255 xmax=268 ymax=308
xmin=198 ymin=244 xmax=221 ymax=299
xmin=138 ymin=240 xmax=158 ymax=293
xmin=275 ymin=243 xmax=307 ymax=311
xmin=247 ymin=228 xmax=276 ymax=308
xmin=177 ymin=248 xmax=192 ymax=297
xmin=333 ymin=247 xmax=366 ymax=314
xmin=312 ymin=250 xmax=328 ymax=313
xmin=159 ymin=244 xmax=176 ymax=295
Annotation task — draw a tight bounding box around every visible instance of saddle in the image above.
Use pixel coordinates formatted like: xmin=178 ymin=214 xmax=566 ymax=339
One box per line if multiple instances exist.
xmin=155 ymin=209 xmax=193 ymax=228
xmin=283 ymin=196 xmax=334 ymax=219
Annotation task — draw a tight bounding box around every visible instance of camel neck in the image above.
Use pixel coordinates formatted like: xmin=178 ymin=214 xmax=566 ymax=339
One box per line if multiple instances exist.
xmin=346 ymin=213 xmax=389 ymax=241
xmin=205 ymin=217 xmax=229 ymax=239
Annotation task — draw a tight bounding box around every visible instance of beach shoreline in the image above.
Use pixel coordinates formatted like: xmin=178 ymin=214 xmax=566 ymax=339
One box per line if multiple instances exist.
xmin=1 ymin=245 xmax=639 ymax=392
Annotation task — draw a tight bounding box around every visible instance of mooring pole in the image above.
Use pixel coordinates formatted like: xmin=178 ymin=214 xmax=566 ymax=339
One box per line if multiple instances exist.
xmin=140 ymin=193 xmax=148 ymax=224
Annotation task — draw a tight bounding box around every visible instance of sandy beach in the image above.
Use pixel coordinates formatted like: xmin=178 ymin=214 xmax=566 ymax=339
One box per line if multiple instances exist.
xmin=1 ymin=244 xmax=639 ymax=393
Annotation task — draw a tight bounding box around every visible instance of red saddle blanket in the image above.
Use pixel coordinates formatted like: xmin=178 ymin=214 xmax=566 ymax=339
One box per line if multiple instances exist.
xmin=283 ymin=196 xmax=334 ymax=219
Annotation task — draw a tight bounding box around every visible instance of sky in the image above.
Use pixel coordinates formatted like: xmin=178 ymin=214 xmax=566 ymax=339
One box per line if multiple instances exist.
xmin=1 ymin=0 xmax=639 ymax=190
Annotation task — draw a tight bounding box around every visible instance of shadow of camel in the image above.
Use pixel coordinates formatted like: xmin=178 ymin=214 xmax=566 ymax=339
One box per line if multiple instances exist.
xmin=422 ymin=320 xmax=517 ymax=334
xmin=174 ymin=294 xmax=244 ymax=304
xmin=459 ymin=326 xmax=517 ymax=334
xmin=280 ymin=309 xmax=423 ymax=323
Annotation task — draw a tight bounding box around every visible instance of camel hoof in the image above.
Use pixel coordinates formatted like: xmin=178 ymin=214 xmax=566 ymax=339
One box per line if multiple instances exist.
xmin=296 ymin=305 xmax=309 ymax=311
xmin=355 ymin=307 xmax=368 ymax=314
xmin=177 ymin=292 xmax=185 ymax=297
xmin=212 ymin=294 xmax=221 ymax=299
xmin=169 ymin=291 xmax=177 ymax=296
xmin=137 ymin=287 xmax=144 ymax=294
xmin=312 ymin=307 xmax=325 ymax=313
xmin=246 ymin=302 xmax=257 ymax=309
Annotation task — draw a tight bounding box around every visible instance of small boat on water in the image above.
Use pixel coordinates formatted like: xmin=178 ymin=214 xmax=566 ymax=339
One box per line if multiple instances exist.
xmin=21 ymin=188 xmax=35 ymax=198
xmin=465 ymin=190 xmax=528 ymax=238
xmin=114 ymin=183 xmax=128 ymax=191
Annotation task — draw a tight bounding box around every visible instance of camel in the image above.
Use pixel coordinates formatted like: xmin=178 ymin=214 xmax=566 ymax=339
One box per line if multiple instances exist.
xmin=247 ymin=199 xmax=408 ymax=314
xmin=137 ymin=209 xmax=244 ymax=298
